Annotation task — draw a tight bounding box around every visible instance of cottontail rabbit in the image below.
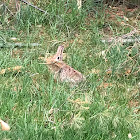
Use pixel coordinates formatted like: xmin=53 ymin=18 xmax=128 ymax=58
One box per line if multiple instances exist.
xmin=46 ymin=46 xmax=85 ymax=85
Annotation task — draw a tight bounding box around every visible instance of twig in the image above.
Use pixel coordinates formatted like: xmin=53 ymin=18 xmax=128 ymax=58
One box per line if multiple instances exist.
xmin=101 ymin=29 xmax=140 ymax=43
xmin=102 ymin=25 xmax=140 ymax=44
xmin=0 ymin=42 xmax=41 ymax=48
xmin=2 ymin=3 xmax=14 ymax=16
xmin=120 ymin=29 xmax=138 ymax=39
xmin=19 ymin=0 xmax=48 ymax=14
xmin=102 ymin=37 xmax=140 ymax=43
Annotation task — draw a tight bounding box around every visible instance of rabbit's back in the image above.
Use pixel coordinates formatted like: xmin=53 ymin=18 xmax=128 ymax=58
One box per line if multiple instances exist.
xmin=59 ymin=64 xmax=85 ymax=84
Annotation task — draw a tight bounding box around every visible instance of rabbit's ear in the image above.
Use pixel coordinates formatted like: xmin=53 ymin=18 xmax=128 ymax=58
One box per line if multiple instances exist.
xmin=53 ymin=46 xmax=64 ymax=61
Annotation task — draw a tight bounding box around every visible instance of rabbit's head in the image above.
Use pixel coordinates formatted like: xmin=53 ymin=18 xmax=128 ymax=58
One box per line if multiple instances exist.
xmin=46 ymin=46 xmax=64 ymax=65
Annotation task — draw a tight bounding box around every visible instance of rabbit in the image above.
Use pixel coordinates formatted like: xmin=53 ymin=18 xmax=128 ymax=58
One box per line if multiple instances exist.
xmin=45 ymin=46 xmax=85 ymax=85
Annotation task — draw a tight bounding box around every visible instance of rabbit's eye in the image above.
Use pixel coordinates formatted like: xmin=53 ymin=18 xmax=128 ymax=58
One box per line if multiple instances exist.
xmin=57 ymin=57 xmax=60 ymax=60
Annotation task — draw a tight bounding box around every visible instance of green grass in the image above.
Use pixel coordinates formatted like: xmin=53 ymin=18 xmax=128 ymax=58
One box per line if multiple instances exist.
xmin=0 ymin=0 xmax=140 ymax=140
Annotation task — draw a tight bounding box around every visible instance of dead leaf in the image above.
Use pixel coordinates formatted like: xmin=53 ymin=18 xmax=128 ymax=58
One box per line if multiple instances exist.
xmin=133 ymin=109 xmax=139 ymax=113
xmin=85 ymin=93 xmax=91 ymax=104
xmin=97 ymin=50 xmax=107 ymax=61
xmin=81 ymin=106 xmax=89 ymax=110
xmin=125 ymin=69 xmax=131 ymax=75
xmin=68 ymin=98 xmax=90 ymax=105
xmin=78 ymin=39 xmax=83 ymax=44
xmin=7 ymin=68 xmax=11 ymax=71
xmin=124 ymin=16 xmax=129 ymax=21
xmin=128 ymin=100 xmax=139 ymax=113
xmin=91 ymin=69 xmax=100 ymax=74
xmin=36 ymin=25 xmax=42 ymax=28
xmin=128 ymin=133 xmax=132 ymax=139
xmin=48 ymin=108 xmax=54 ymax=114
xmin=38 ymin=57 xmax=45 ymax=61
xmin=12 ymin=49 xmax=23 ymax=58
xmin=99 ymin=83 xmax=112 ymax=88
xmin=0 ymin=119 xmax=10 ymax=131
xmin=0 ymin=66 xmax=23 ymax=74
xmin=106 ymin=69 xmax=112 ymax=74
xmin=129 ymin=100 xmax=139 ymax=107
xmin=13 ymin=86 xmax=17 ymax=92
xmin=75 ymin=34 xmax=79 ymax=37
xmin=101 ymin=50 xmax=106 ymax=56
xmin=10 ymin=37 xmax=17 ymax=41
xmin=0 ymin=69 xmax=6 ymax=74
xmin=12 ymin=66 xmax=22 ymax=72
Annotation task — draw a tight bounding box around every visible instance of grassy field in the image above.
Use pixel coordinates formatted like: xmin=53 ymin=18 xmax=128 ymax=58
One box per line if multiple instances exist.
xmin=0 ymin=1 xmax=140 ymax=140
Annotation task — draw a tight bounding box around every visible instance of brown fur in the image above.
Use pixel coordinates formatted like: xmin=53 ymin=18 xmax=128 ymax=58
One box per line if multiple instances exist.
xmin=46 ymin=46 xmax=85 ymax=85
